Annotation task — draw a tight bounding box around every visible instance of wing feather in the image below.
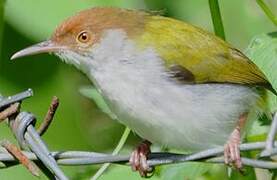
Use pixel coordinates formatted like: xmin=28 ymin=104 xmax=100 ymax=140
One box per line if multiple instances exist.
xmin=136 ymin=15 xmax=275 ymax=93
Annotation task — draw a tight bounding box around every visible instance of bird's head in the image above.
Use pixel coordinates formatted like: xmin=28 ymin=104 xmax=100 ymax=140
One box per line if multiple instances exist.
xmin=11 ymin=7 xmax=147 ymax=68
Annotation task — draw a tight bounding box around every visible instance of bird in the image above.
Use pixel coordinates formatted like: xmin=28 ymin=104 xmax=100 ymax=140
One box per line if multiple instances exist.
xmin=11 ymin=7 xmax=276 ymax=177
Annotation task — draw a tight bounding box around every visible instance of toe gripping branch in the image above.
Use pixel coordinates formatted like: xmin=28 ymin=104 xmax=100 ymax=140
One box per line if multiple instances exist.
xmin=1 ymin=89 xmax=277 ymax=179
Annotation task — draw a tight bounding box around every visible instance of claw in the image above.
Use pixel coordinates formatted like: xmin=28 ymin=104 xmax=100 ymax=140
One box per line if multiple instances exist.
xmin=129 ymin=140 xmax=154 ymax=177
xmin=224 ymin=127 xmax=242 ymax=169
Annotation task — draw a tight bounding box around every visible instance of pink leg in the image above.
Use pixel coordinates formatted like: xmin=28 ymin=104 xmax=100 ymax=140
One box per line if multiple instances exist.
xmin=129 ymin=140 xmax=154 ymax=177
xmin=224 ymin=114 xmax=247 ymax=169
xmin=224 ymin=127 xmax=242 ymax=169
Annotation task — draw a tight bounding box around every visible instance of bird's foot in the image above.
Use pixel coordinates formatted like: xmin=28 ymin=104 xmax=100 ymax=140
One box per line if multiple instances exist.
xmin=129 ymin=140 xmax=154 ymax=177
xmin=224 ymin=127 xmax=242 ymax=169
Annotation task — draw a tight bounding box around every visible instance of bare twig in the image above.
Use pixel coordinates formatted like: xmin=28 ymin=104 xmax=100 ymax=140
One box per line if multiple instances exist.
xmin=0 ymin=103 xmax=20 ymax=122
xmin=0 ymin=140 xmax=39 ymax=176
xmin=37 ymin=96 xmax=59 ymax=136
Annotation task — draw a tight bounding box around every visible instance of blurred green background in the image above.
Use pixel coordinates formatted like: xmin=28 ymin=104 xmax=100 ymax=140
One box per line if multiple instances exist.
xmin=0 ymin=0 xmax=277 ymax=179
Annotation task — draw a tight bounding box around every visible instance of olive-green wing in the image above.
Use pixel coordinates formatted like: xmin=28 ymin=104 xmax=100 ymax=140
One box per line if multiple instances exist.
xmin=138 ymin=15 xmax=274 ymax=92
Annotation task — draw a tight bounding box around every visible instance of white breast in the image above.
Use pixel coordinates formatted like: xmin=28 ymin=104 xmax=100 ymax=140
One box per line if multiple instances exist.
xmin=62 ymin=30 xmax=261 ymax=151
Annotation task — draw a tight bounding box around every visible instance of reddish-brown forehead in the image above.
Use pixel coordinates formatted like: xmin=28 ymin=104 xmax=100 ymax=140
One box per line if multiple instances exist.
xmin=52 ymin=10 xmax=92 ymax=41
xmin=51 ymin=7 xmax=147 ymax=44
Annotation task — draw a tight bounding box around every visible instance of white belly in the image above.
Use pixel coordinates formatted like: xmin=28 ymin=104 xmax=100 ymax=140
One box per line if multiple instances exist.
xmin=88 ymin=59 xmax=260 ymax=151
xmin=96 ymin=81 xmax=259 ymax=151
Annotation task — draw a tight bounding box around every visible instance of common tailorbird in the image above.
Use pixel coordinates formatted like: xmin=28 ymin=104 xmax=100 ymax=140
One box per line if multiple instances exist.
xmin=11 ymin=7 xmax=276 ymax=176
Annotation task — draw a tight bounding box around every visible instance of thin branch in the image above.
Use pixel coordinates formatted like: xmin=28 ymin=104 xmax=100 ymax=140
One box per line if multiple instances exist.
xmin=256 ymin=0 xmax=277 ymax=26
xmin=0 ymin=103 xmax=20 ymax=122
xmin=208 ymin=0 xmax=226 ymax=40
xmin=37 ymin=96 xmax=59 ymax=136
xmin=0 ymin=140 xmax=39 ymax=176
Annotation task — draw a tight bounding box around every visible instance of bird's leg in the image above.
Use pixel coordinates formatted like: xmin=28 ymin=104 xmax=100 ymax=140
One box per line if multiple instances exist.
xmin=224 ymin=127 xmax=241 ymax=169
xmin=224 ymin=113 xmax=247 ymax=169
xmin=129 ymin=140 xmax=154 ymax=177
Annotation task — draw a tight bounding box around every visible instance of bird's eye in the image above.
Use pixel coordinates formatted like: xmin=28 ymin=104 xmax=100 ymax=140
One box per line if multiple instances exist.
xmin=77 ymin=31 xmax=91 ymax=43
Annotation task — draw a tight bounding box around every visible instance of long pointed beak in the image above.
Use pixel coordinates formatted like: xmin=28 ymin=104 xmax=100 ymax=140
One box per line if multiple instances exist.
xmin=10 ymin=40 xmax=65 ymax=60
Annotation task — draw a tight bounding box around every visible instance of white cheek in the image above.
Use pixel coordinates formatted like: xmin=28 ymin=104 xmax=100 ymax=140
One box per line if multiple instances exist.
xmin=55 ymin=50 xmax=92 ymax=72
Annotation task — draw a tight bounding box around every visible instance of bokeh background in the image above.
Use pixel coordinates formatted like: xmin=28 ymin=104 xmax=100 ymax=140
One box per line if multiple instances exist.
xmin=0 ymin=0 xmax=277 ymax=179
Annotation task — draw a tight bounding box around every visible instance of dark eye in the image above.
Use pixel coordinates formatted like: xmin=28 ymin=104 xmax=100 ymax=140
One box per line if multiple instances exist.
xmin=77 ymin=31 xmax=90 ymax=43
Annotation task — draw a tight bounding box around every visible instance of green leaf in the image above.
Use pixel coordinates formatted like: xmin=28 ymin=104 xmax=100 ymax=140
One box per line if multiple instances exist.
xmin=244 ymin=32 xmax=277 ymax=136
xmin=4 ymin=0 xmax=145 ymax=41
xmin=245 ymin=32 xmax=277 ymax=92
xmin=160 ymin=162 xmax=211 ymax=180
xmin=79 ymin=86 xmax=116 ymax=119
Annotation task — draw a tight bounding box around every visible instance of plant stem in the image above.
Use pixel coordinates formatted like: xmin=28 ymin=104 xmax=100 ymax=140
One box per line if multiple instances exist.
xmin=208 ymin=0 xmax=226 ymax=40
xmin=256 ymin=0 xmax=277 ymax=27
xmin=91 ymin=127 xmax=131 ymax=180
